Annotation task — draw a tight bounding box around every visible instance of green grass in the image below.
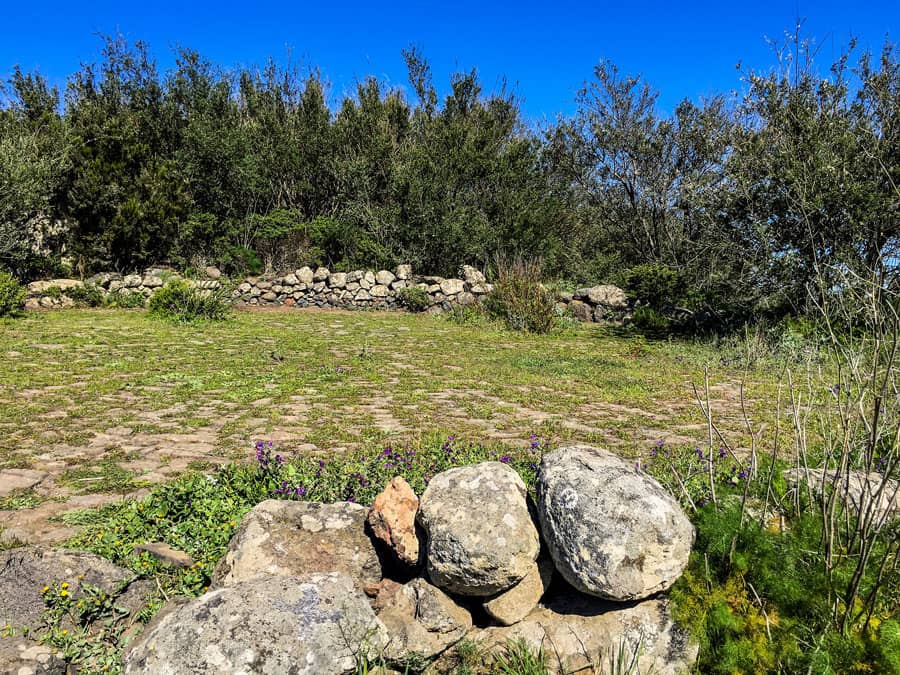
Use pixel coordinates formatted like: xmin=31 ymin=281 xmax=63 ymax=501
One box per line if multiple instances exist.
xmin=0 ymin=308 xmax=779 ymax=482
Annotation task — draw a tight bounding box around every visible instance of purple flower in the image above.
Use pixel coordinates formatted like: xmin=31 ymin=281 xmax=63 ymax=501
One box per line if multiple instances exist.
xmin=500 ymin=455 xmax=511 ymax=464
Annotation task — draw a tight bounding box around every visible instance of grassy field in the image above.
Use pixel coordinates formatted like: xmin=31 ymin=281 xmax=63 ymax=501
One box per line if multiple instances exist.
xmin=0 ymin=307 xmax=776 ymax=543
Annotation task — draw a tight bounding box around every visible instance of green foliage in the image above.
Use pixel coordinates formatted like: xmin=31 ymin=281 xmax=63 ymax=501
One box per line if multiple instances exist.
xmin=66 ymin=284 xmax=105 ymax=307
xmin=147 ymin=279 xmax=231 ymax=322
xmin=105 ymin=289 xmax=146 ymax=309
xmin=0 ymin=271 xmax=25 ymax=316
xmin=631 ymin=306 xmax=670 ymax=333
xmin=397 ymin=285 xmax=430 ymax=312
xmin=622 ymin=263 xmax=684 ymax=309
xmin=484 ymin=257 xmax=556 ymax=333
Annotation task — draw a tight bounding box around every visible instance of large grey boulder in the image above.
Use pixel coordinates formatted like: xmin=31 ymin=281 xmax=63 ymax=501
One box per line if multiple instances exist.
xmin=471 ymin=588 xmax=697 ymax=675
xmin=417 ymin=462 xmax=539 ymax=596
xmin=0 ymin=547 xmax=135 ymax=631
xmin=460 ymin=264 xmax=486 ymax=285
xmin=124 ymin=573 xmax=389 ymax=675
xmin=213 ymin=500 xmax=383 ymax=591
xmin=573 ymin=285 xmax=628 ymax=308
xmin=536 ymin=446 xmax=693 ymax=601
xmin=377 ymin=578 xmax=472 ymax=662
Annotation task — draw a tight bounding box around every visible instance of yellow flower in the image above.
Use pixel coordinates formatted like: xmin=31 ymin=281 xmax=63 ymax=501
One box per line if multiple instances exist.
xmin=61 ymin=629 xmax=68 ymax=636
xmin=59 ymin=590 xmax=69 ymax=598
xmin=41 ymin=585 xmax=50 ymax=594
xmin=60 ymin=582 xmax=69 ymax=590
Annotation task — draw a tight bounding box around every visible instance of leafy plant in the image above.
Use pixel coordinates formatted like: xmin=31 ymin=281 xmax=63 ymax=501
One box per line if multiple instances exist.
xmin=67 ymin=284 xmax=105 ymax=307
xmin=622 ymin=263 xmax=685 ymax=309
xmin=147 ymin=279 xmax=231 ymax=322
xmin=484 ymin=256 xmax=556 ymax=333
xmin=0 ymin=271 xmax=26 ymax=316
xmin=397 ymin=285 xmax=430 ymax=312
xmin=631 ymin=306 xmax=670 ymax=332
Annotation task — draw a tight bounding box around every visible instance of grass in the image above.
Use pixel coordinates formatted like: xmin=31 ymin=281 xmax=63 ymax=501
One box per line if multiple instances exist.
xmin=0 ymin=308 xmax=779 ymax=481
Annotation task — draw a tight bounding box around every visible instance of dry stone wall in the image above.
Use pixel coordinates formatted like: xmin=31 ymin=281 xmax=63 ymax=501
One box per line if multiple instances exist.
xmin=23 ymin=263 xmax=632 ymax=323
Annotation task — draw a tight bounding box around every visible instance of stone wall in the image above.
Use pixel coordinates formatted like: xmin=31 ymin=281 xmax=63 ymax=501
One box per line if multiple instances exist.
xmin=23 ymin=264 xmax=632 ymax=323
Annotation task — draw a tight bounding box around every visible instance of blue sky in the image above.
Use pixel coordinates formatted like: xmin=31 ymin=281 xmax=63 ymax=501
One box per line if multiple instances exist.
xmin=2 ymin=1 xmax=898 ymax=123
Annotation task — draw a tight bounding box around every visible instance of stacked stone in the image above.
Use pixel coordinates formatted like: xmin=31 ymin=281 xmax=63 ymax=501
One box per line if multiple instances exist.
xmin=117 ymin=446 xmax=698 ymax=674
xmin=233 ymin=263 xmax=494 ymax=313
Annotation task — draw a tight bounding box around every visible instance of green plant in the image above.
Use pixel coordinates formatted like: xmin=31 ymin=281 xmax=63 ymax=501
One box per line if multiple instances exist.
xmin=622 ymin=263 xmax=684 ymax=310
xmin=397 ymin=285 xmax=430 ymax=312
xmin=106 ymin=289 xmax=146 ymax=308
xmin=67 ymin=284 xmax=105 ymax=307
xmin=484 ymin=256 xmax=555 ymax=334
xmin=631 ymin=306 xmax=670 ymax=332
xmin=148 ymin=279 xmax=231 ymax=322
xmin=0 ymin=271 xmax=26 ymax=316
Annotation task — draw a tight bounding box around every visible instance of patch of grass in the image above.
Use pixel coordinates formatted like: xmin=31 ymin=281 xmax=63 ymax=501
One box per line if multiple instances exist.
xmin=0 ymin=489 xmax=47 ymax=510
xmin=58 ymin=460 xmax=137 ymax=494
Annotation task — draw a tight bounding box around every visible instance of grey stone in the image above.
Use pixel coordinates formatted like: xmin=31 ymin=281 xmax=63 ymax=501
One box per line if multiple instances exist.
xmin=375 ymin=270 xmax=396 ymax=286
xmin=123 ymin=274 xmax=142 ymax=288
xmin=536 ymin=446 xmax=694 ymax=601
xmin=355 ymin=289 xmax=372 ymax=302
xmin=313 ymin=266 xmax=330 ymax=281
xmin=364 ymin=271 xmax=376 ymax=285
xmin=460 ymin=265 xmax=486 ymax=285
xmin=26 ymin=279 xmax=83 ymax=295
xmin=296 ymin=266 xmax=315 ymax=284
xmin=569 ymin=300 xmax=593 ymax=322
xmin=124 ymin=573 xmax=389 ymax=675
xmin=0 ymin=469 xmax=46 ymax=497
xmin=417 ymin=462 xmax=539 ymax=596
xmin=784 ymin=468 xmax=900 ymax=522
xmin=483 ymin=557 xmax=553 ymax=626
xmin=0 ymin=547 xmax=136 ymax=632
xmin=282 ymin=273 xmax=299 ymax=286
xmin=213 ymin=500 xmax=383 ymax=591
xmin=347 ymin=270 xmax=364 ymax=283
xmin=329 ymin=272 xmax=348 ymax=288
xmin=378 ymin=578 xmax=472 ymax=662
xmin=0 ymin=638 xmax=67 ymax=674
xmin=394 ymin=264 xmax=412 ymax=280
xmin=204 ymin=266 xmax=221 ymax=279
xmin=370 ymin=284 xmax=389 ymax=298
xmin=573 ymin=285 xmax=628 ymax=308
xmin=457 ymin=292 xmax=476 ymax=306
xmin=471 ymin=588 xmax=697 ymax=675
xmin=133 ymin=542 xmax=194 ymax=568
xmin=141 ymin=275 xmax=163 ymax=288
xmin=261 ymin=291 xmax=277 ymax=302
xmin=440 ymin=279 xmax=465 ymax=296
xmin=256 ymin=280 xmax=272 ymax=290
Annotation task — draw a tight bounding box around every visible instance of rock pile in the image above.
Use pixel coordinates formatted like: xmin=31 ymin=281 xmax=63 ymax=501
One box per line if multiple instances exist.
xmin=120 ymin=446 xmax=697 ymax=674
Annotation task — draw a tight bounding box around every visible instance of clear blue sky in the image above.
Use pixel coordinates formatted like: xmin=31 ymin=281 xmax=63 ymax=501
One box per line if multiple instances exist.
xmin=2 ymin=1 xmax=897 ymax=123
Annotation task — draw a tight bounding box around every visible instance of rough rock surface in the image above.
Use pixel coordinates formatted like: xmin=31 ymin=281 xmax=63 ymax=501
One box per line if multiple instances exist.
xmin=367 ymin=477 xmax=421 ymax=566
xmin=0 ymin=638 xmax=68 ymax=675
xmin=0 ymin=469 xmax=46 ymax=497
xmin=483 ymin=556 xmax=554 ymax=626
xmin=377 ymin=578 xmax=472 ymax=662
xmin=472 ymin=589 xmax=697 ymax=675
xmin=213 ymin=500 xmax=382 ymax=590
xmin=574 ymin=285 xmax=629 ymax=308
xmin=124 ymin=573 xmax=389 ymax=675
xmin=417 ymin=462 xmax=539 ymax=596
xmin=0 ymin=547 xmax=135 ymax=631
xmin=536 ymin=446 xmax=694 ymax=601
xmin=784 ymin=468 xmax=900 ymax=522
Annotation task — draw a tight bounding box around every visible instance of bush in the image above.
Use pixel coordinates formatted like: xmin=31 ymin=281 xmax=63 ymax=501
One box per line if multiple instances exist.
xmin=148 ymin=279 xmax=231 ymax=322
xmin=631 ymin=305 xmax=670 ymax=332
xmin=67 ymin=284 xmax=105 ymax=307
xmin=397 ymin=286 xmax=430 ymax=312
xmin=0 ymin=271 xmax=25 ymax=317
xmin=106 ymin=289 xmax=147 ymax=308
xmin=485 ymin=256 xmax=555 ymax=333
xmin=622 ymin=263 xmax=684 ymax=309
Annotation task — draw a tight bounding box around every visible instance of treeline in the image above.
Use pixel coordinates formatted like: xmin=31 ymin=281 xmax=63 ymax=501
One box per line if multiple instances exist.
xmin=1 ymin=31 xmax=899 ymax=323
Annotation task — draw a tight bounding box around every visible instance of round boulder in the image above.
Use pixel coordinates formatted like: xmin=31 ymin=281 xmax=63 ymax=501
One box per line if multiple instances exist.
xmin=124 ymin=573 xmax=389 ymax=675
xmin=417 ymin=462 xmax=539 ymax=596
xmin=536 ymin=446 xmax=694 ymax=601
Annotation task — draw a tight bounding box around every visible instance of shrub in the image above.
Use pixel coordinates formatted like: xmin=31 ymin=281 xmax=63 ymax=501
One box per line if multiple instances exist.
xmin=67 ymin=284 xmax=105 ymax=307
xmin=622 ymin=263 xmax=684 ymax=309
xmin=485 ymin=256 xmax=555 ymax=333
xmin=148 ymin=279 xmax=231 ymax=322
xmin=107 ymin=289 xmax=147 ymax=309
xmin=397 ymin=285 xmax=430 ymax=312
xmin=631 ymin=305 xmax=670 ymax=332
xmin=0 ymin=271 xmax=25 ymax=317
